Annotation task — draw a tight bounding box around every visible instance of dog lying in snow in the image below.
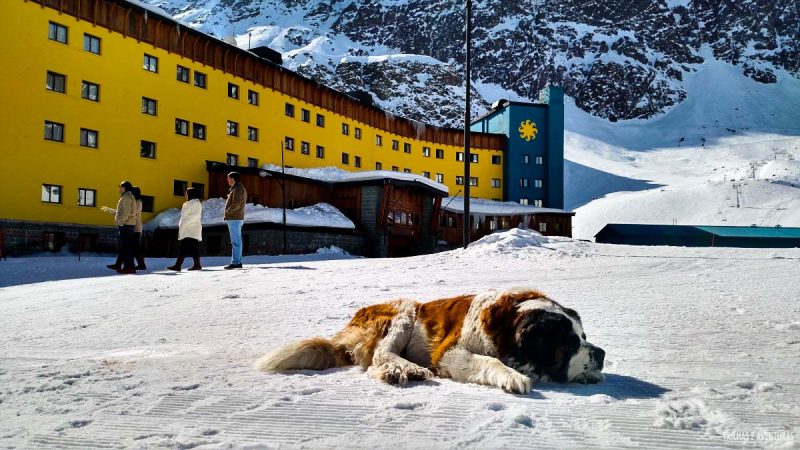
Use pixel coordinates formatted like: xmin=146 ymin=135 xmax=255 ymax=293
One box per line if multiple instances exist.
xmin=254 ymin=289 xmax=604 ymax=393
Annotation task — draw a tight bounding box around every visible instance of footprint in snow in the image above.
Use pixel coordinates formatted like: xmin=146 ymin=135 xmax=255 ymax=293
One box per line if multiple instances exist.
xmin=298 ymin=387 xmax=323 ymax=395
xmin=486 ymin=402 xmax=506 ymax=411
xmin=170 ymin=383 xmax=200 ymax=391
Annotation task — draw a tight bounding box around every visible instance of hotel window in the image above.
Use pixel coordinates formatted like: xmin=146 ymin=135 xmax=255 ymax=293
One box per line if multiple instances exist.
xmin=539 ymin=222 xmax=547 ymax=233
xmin=192 ymin=183 xmax=205 ymax=198
xmin=44 ymin=121 xmax=64 ymax=142
xmin=520 ymin=198 xmax=529 ymax=205
xmin=248 ymin=90 xmax=259 ymax=105
xmin=422 ymin=146 xmax=430 ymax=157
xmin=392 ymin=140 xmax=399 ymax=151
xmin=534 ymin=200 xmax=543 ymax=207
xmin=228 ymin=83 xmax=239 ymax=99
xmin=194 ymin=71 xmax=207 ymax=88
xmin=455 ymin=176 xmax=464 ymax=185
xmin=491 ymin=178 xmax=501 ymax=188
xmin=284 ymin=136 xmax=294 ymax=151
xmin=355 ymin=127 xmax=362 ymax=139
xmin=248 ymin=158 xmax=258 ymax=168
xmin=175 ymin=118 xmax=189 ymax=136
xmin=404 ymin=143 xmax=411 ymax=153
xmin=227 ymin=121 xmax=239 ymax=137
xmin=435 ymin=173 xmax=444 ymax=183
xmin=42 ymin=184 xmax=62 ymax=203
xmin=534 ymin=179 xmax=543 ymax=188
xmin=46 ymin=71 xmax=66 ymax=93
xmin=391 ymin=166 xmax=399 ymax=172
xmin=422 ymin=171 xmax=430 ymax=178
xmin=342 ymin=123 xmax=350 ymax=135
xmin=193 ymin=123 xmax=206 ymax=140
xmin=141 ymin=196 xmax=154 ymax=213
xmin=456 ymin=152 xmax=464 ymax=161
xmin=140 ymin=140 xmax=156 ymax=159
xmin=227 ymin=153 xmax=239 ymax=166
xmin=376 ymin=135 xmax=382 ymax=146
xmin=535 ymin=156 xmax=543 ymax=165
xmin=520 ymin=178 xmax=529 ymax=187
xmin=80 ymin=128 xmax=98 ymax=148
xmin=176 ymin=65 xmax=190 ymax=83
xmin=141 ymin=97 xmax=157 ymax=115
xmin=316 ymin=145 xmax=325 ymax=159
xmin=470 ymin=154 xmax=478 ymax=163
xmin=173 ymin=180 xmax=188 ymax=196
xmin=48 ymin=22 xmax=68 ymax=44
xmin=83 ymin=34 xmax=101 ymax=54
xmin=492 ymin=155 xmax=501 ymax=165
xmin=375 ymin=162 xmax=382 ymax=170
xmin=301 ymin=108 xmax=310 ymax=122
xmin=248 ymin=126 xmax=258 ymax=142
xmin=404 ymin=168 xmax=411 ymax=173
xmin=341 ymin=153 xmax=350 ymax=165
xmin=354 ymin=156 xmax=361 ymax=168
xmin=81 ymin=81 xmax=99 ymax=101
xmin=469 ymin=177 xmax=478 ymax=186
xmin=285 ymin=103 xmax=295 ymax=117
xmin=143 ymin=54 xmax=158 ymax=73
xmin=435 ymin=149 xmax=444 ymax=159
xmin=316 ymin=114 xmax=325 ymax=127
xmin=78 ymin=188 xmax=96 ymax=207
xmin=300 ymin=141 xmax=310 ymax=155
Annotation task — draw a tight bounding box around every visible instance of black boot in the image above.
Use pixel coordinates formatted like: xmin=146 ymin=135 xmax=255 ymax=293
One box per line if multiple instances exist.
xmin=107 ymin=256 xmax=122 ymax=271
xmin=166 ymin=257 xmax=184 ymax=271
xmin=135 ymin=255 xmax=147 ymax=271
xmin=187 ymin=257 xmax=202 ymax=271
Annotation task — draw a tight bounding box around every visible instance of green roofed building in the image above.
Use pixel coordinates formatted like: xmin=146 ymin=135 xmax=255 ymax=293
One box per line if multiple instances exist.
xmin=594 ymin=224 xmax=800 ymax=248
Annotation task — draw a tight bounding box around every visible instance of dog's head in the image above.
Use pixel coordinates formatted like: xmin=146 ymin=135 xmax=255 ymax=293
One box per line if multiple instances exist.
xmin=497 ymin=293 xmax=605 ymax=384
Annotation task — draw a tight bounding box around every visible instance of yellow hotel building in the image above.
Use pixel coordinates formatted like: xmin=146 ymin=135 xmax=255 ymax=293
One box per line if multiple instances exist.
xmin=1 ymin=0 xmax=565 ymax=255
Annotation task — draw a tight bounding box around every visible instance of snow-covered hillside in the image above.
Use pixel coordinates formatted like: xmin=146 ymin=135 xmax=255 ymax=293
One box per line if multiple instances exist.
xmin=566 ymin=57 xmax=800 ymax=239
xmin=1 ymin=230 xmax=798 ymax=448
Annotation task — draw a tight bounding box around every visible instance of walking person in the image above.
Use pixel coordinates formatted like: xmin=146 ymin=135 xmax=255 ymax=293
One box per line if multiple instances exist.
xmin=167 ymin=187 xmax=203 ymax=271
xmin=131 ymin=186 xmax=147 ymax=270
xmin=102 ymin=181 xmax=137 ymax=274
xmin=224 ymin=171 xmax=246 ymax=269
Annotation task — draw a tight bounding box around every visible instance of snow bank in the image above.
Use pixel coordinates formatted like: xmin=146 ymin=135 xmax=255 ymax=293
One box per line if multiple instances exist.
xmin=261 ymin=164 xmax=448 ymax=194
xmin=144 ymin=198 xmax=354 ymax=230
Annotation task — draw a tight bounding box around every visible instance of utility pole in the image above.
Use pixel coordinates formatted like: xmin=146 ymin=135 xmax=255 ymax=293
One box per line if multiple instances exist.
xmin=733 ymin=182 xmax=742 ymax=208
xmin=280 ymin=141 xmax=287 ymax=254
xmin=462 ymin=0 xmax=472 ymax=249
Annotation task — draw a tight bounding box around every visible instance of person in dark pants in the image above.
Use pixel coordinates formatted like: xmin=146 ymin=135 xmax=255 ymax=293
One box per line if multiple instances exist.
xmin=106 ymin=186 xmax=147 ymax=271
xmin=106 ymin=181 xmax=137 ymax=274
xmin=167 ymin=187 xmax=203 ymax=271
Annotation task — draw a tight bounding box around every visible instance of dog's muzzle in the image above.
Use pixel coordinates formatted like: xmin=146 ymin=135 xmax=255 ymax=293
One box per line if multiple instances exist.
xmin=573 ymin=343 xmax=605 ymax=384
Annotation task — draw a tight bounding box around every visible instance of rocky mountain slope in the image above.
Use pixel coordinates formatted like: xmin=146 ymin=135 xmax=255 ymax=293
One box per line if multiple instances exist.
xmin=144 ymin=0 xmax=799 ymax=127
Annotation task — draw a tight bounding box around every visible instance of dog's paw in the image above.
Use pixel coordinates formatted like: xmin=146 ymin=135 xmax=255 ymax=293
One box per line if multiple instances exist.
xmin=367 ymin=363 xmax=433 ymax=386
xmin=500 ymin=371 xmax=533 ymax=394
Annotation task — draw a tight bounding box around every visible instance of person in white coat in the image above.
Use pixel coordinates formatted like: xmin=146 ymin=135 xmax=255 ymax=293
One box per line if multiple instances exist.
xmin=167 ymin=187 xmax=203 ymax=271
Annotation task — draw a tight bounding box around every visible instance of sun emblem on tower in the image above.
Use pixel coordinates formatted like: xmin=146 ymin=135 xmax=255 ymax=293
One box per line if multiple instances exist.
xmin=518 ymin=120 xmax=538 ymax=142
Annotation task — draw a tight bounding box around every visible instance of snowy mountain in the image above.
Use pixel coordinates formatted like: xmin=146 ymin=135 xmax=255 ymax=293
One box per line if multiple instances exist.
xmin=141 ymin=0 xmax=800 ymax=239
xmin=144 ymin=0 xmax=799 ymax=126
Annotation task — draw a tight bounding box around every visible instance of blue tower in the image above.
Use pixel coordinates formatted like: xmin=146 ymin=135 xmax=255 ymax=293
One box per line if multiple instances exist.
xmin=471 ymin=87 xmax=564 ymax=209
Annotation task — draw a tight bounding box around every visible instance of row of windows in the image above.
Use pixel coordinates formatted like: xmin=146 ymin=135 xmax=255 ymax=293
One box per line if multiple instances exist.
xmin=284 ymin=103 xmax=330 ymax=128
xmin=520 ymin=178 xmax=545 ymax=188
xmin=44 ymin=121 xmax=98 ymax=147
xmin=174 ymin=118 xmax=259 ymax=142
xmin=282 ymin=137 xmax=327 ymax=159
xmin=46 ymin=71 xmax=100 ymax=100
xmin=225 ymin=153 xmax=260 ymax=168
xmin=40 ymin=184 xmax=151 ymax=211
xmin=49 ymin=22 xmax=100 ymax=54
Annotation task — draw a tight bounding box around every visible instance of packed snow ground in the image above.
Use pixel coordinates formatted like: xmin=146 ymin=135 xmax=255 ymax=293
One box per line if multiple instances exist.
xmin=1 ymin=229 xmax=798 ymax=449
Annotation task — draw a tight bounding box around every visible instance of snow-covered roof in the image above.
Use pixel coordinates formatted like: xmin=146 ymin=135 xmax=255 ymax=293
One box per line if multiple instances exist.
xmin=260 ymin=165 xmax=449 ymax=195
xmin=145 ymin=198 xmax=354 ymax=230
xmin=442 ymin=197 xmax=572 ymax=215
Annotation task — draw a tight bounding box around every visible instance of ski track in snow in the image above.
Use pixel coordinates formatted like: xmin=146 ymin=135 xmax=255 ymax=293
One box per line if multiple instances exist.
xmin=1 ymin=234 xmax=798 ymax=449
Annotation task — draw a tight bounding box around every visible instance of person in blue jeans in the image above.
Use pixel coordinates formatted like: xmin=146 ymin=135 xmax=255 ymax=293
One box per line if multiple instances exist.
xmin=224 ymin=171 xmax=247 ymax=269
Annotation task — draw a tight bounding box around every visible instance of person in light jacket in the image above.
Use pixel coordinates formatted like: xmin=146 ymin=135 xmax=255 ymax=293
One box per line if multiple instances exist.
xmin=102 ymin=181 xmax=138 ymax=274
xmin=105 ymin=186 xmax=147 ymax=271
xmin=167 ymin=187 xmax=203 ymax=271
xmin=223 ymin=171 xmax=247 ymax=269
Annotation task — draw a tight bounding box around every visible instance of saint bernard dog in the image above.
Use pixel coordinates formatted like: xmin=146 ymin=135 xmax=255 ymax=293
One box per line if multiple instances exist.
xmin=254 ymin=289 xmax=605 ymax=394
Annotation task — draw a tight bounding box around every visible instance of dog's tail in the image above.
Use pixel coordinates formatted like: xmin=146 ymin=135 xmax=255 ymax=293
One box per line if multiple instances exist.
xmin=254 ymin=337 xmax=352 ymax=372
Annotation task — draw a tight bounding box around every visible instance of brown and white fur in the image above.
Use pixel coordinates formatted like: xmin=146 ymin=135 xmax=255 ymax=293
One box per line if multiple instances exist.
xmin=254 ymin=289 xmax=605 ymax=394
